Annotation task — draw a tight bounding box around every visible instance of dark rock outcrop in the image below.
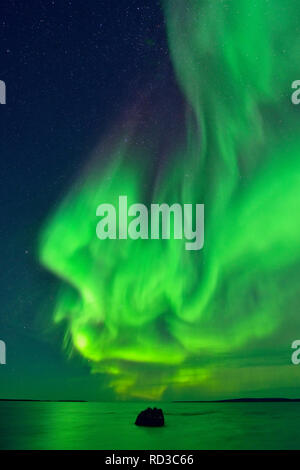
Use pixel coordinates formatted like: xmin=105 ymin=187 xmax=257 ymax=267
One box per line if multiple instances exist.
xmin=135 ymin=407 xmax=164 ymax=427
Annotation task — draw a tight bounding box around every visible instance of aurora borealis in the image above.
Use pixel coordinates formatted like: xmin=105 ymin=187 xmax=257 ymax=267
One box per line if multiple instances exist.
xmin=2 ymin=0 xmax=300 ymax=405
xmin=35 ymin=0 xmax=300 ymax=401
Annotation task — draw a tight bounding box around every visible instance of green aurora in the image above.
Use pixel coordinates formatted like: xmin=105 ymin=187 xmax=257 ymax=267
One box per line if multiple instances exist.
xmin=39 ymin=0 xmax=300 ymax=400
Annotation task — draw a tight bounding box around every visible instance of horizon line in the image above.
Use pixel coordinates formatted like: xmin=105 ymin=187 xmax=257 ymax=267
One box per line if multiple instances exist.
xmin=1 ymin=397 xmax=300 ymax=403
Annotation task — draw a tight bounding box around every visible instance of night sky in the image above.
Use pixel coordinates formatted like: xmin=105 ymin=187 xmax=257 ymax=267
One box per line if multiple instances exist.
xmin=0 ymin=0 xmax=171 ymax=400
xmin=1 ymin=1 xmax=300 ymax=402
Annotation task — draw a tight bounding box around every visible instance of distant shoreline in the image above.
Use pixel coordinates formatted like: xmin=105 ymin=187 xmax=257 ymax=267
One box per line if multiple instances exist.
xmin=174 ymin=398 xmax=300 ymax=403
xmin=1 ymin=397 xmax=300 ymax=403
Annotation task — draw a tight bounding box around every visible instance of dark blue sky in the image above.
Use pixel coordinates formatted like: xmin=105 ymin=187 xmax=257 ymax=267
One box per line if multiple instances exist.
xmin=0 ymin=0 xmax=174 ymax=400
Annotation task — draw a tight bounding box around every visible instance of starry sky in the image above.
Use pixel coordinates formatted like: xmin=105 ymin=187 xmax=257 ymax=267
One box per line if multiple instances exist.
xmin=0 ymin=0 xmax=171 ymax=400
xmin=1 ymin=0 xmax=300 ymax=402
